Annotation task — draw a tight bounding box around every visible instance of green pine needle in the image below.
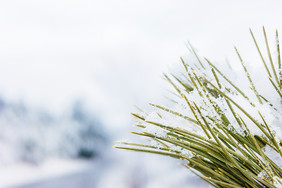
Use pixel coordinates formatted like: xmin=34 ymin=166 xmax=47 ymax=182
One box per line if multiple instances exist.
xmin=115 ymin=28 xmax=282 ymax=188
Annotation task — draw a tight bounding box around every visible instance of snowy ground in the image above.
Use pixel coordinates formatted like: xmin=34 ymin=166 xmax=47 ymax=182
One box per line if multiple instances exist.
xmin=0 ymin=158 xmax=91 ymax=188
xmin=3 ymin=155 xmax=209 ymax=188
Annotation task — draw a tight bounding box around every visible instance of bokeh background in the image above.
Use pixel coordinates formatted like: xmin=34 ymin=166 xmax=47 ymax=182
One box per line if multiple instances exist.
xmin=0 ymin=0 xmax=281 ymax=187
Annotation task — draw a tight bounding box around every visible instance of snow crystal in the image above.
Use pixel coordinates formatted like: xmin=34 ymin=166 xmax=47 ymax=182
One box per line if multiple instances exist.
xmin=257 ymin=170 xmax=268 ymax=179
xmin=170 ymin=145 xmax=192 ymax=158
xmin=180 ymin=149 xmax=192 ymax=158
xmin=144 ymin=124 xmax=168 ymax=138
xmin=149 ymin=140 xmax=162 ymax=149
xmin=264 ymin=145 xmax=282 ymax=169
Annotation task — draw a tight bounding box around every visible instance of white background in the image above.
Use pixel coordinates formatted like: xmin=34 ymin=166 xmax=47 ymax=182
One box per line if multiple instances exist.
xmin=0 ymin=0 xmax=281 ymax=127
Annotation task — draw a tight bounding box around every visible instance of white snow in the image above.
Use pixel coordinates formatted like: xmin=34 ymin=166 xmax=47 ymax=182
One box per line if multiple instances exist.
xmin=0 ymin=158 xmax=90 ymax=188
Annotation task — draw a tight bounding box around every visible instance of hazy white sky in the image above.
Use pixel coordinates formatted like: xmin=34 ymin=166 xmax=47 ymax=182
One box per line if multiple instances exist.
xmin=0 ymin=0 xmax=281 ymax=126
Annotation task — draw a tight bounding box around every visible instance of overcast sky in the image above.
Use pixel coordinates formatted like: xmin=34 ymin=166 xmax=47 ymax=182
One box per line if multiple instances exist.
xmin=0 ymin=0 xmax=281 ymax=127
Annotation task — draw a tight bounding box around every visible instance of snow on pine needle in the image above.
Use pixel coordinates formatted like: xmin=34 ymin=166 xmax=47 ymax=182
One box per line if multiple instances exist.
xmin=115 ymin=27 xmax=282 ymax=188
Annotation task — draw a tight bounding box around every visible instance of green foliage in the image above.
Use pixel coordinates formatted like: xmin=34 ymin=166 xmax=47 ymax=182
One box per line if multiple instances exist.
xmin=115 ymin=27 xmax=282 ymax=188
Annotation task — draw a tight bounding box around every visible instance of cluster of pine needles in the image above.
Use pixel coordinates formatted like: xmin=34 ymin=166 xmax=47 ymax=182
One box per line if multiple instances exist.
xmin=115 ymin=27 xmax=282 ymax=188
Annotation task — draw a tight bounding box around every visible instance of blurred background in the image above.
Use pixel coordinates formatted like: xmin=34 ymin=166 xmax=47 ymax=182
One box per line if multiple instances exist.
xmin=0 ymin=0 xmax=281 ymax=187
